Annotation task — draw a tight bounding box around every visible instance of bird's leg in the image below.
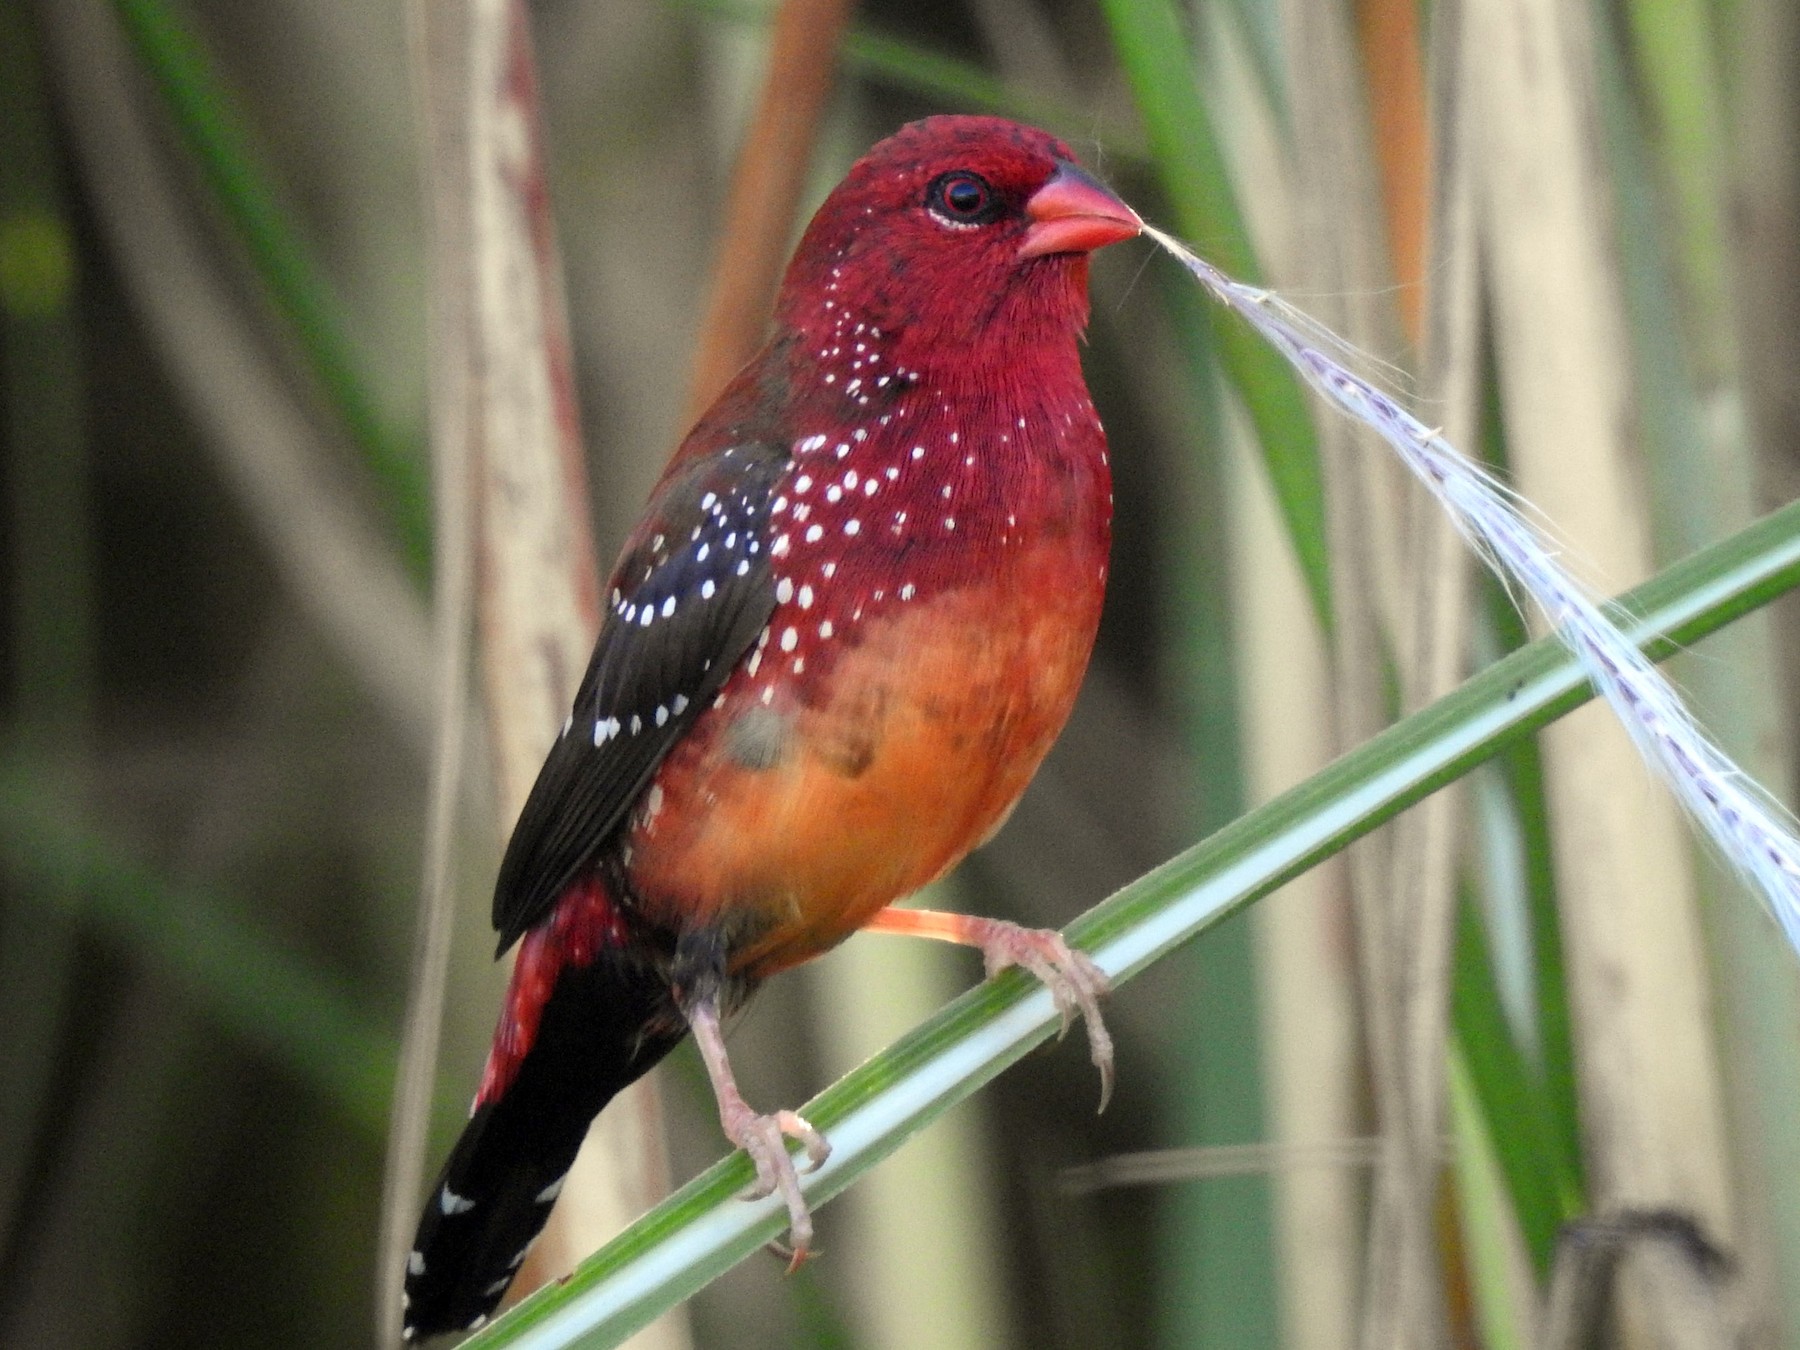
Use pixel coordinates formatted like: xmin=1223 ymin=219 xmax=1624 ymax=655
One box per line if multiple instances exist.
xmin=865 ymin=906 xmax=1114 ymax=1110
xmin=684 ymin=996 xmax=830 ymax=1267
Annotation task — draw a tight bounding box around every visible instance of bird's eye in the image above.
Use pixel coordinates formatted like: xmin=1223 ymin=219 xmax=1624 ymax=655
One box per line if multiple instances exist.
xmin=926 ymin=171 xmax=1002 ymax=227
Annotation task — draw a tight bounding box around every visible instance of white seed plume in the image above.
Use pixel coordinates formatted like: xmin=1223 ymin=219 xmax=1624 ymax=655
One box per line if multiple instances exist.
xmin=1147 ymin=223 xmax=1800 ymax=955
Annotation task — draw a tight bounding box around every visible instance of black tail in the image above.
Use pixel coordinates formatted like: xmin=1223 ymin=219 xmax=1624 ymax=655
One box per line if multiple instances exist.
xmin=402 ymin=953 xmax=684 ymax=1341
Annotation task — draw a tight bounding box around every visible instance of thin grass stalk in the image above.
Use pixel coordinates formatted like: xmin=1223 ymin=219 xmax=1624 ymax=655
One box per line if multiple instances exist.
xmin=380 ymin=0 xmax=481 ymax=1340
xmin=1274 ymin=0 xmax=1448 ymax=1341
xmin=1198 ymin=11 xmax=1361 ymax=1347
xmin=460 ymin=495 xmax=1800 ymax=1350
xmin=1464 ymin=0 xmax=1737 ymax=1335
xmin=455 ymin=1 xmax=680 ymax=1332
xmin=1614 ymin=4 xmax=1800 ymax=1338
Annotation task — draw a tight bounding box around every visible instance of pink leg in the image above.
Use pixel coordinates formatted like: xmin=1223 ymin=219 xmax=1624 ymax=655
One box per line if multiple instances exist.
xmin=687 ymin=999 xmax=830 ymax=1267
xmin=864 ymin=907 xmax=1114 ymax=1110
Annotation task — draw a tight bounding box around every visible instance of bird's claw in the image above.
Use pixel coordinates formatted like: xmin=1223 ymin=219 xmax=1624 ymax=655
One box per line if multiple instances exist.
xmin=976 ymin=921 xmax=1115 ymax=1112
xmin=723 ymin=1103 xmax=831 ymax=1265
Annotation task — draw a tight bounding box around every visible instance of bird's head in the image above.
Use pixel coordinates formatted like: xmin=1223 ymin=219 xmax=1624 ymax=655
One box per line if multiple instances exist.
xmin=774 ymin=117 xmax=1140 ymax=379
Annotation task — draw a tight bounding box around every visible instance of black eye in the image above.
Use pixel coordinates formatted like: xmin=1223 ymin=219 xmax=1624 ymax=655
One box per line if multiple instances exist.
xmin=927 ymin=171 xmax=1002 ymax=226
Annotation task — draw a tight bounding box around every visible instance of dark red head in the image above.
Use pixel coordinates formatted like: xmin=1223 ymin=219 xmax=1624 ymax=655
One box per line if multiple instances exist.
xmin=773 ymin=117 xmax=1139 ymax=376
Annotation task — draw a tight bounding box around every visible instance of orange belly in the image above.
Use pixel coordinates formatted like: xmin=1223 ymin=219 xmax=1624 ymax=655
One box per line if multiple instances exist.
xmin=623 ymin=542 xmax=1102 ymax=977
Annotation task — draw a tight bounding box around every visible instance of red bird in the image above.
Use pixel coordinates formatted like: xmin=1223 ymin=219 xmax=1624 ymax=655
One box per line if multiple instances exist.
xmin=402 ymin=115 xmax=1140 ymax=1339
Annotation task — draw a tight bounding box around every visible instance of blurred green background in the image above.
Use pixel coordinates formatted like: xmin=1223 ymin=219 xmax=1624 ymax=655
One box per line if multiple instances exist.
xmin=5 ymin=0 xmax=1800 ymax=1346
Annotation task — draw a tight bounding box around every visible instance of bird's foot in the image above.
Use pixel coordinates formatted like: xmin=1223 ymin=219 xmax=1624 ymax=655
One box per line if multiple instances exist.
xmin=721 ymin=1098 xmax=831 ymax=1269
xmin=968 ymin=918 xmax=1114 ymax=1111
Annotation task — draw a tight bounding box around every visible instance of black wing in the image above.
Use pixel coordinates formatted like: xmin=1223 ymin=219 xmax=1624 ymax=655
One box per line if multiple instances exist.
xmin=491 ymin=441 xmax=788 ymax=952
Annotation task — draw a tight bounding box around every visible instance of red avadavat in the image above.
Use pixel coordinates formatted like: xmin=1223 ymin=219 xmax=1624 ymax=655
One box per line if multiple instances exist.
xmin=403 ymin=115 xmax=1140 ymax=1340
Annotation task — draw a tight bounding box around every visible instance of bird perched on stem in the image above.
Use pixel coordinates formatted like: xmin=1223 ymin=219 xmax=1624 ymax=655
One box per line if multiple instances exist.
xmin=402 ymin=115 xmax=1140 ymax=1340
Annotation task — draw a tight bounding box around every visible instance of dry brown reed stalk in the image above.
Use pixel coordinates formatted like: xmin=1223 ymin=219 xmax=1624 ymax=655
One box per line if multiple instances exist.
xmin=388 ymin=1 xmax=682 ymax=1345
xmin=1274 ymin=0 xmax=1462 ymax=1344
xmin=1465 ymin=0 xmax=1738 ymax=1339
xmin=681 ymin=0 xmax=853 ymax=423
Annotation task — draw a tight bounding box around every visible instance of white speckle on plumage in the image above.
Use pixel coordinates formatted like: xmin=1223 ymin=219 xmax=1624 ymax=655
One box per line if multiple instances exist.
xmin=824 ymin=373 xmax=835 ymax=384
xmin=911 ymin=445 xmax=925 ymax=460
xmin=672 ymin=693 xmax=689 ymax=714
xmin=761 ymin=687 xmax=775 ymax=705
xmin=772 ymin=497 xmax=788 ymax=515
xmin=826 ymin=484 xmax=843 ymax=503
xmin=847 ymin=378 xmax=862 ymax=394
xmin=964 ymin=454 xmax=975 ymax=467
xmin=610 ymin=587 xmax=621 ymax=606
xmin=440 ymin=1187 xmax=475 ymax=1216
xmin=483 ymin=1277 xmax=511 ymax=1298
xmin=776 ymin=577 xmax=795 ymax=603
xmin=864 ymin=479 xmax=879 ymax=496
xmin=747 ymin=650 xmax=763 ymax=677
xmin=945 ymin=517 xmax=957 ymax=531
xmin=622 ymin=603 xmax=638 ymax=622
xmin=781 ymin=628 xmax=798 ymax=652
xmin=639 ymin=607 xmax=654 ymax=627
xmin=885 ymin=466 xmax=899 ymax=481
xmin=822 ymin=561 xmax=837 ymax=578
xmin=806 ymin=524 xmax=824 ymax=543
xmin=836 ymin=442 xmax=851 ymax=459
xmin=661 ymin=596 xmax=676 ymax=618
xmin=845 ymin=519 xmax=861 ymax=536
xmin=408 ymin=1250 xmax=426 ymax=1276
xmin=950 ymin=431 xmax=960 ymax=445
xmin=854 ymin=428 xmax=867 ymax=441
xmin=651 ymin=533 xmax=665 ymax=551
xmin=941 ymin=484 xmax=953 ymax=499
xmin=900 ymin=583 xmax=916 ymax=601
xmin=697 ymin=543 xmax=710 ymax=563
xmin=793 ymin=657 xmax=806 ymax=673
xmin=845 ymin=470 xmax=859 ymax=489
xmin=738 ymin=559 xmax=752 ymax=575
xmin=798 ymin=585 xmax=814 ymax=608
xmin=820 ymin=620 xmax=834 ymax=639
xmin=795 ymin=474 xmax=813 ymax=493
xmin=655 ymin=705 xmax=669 ymax=727
xmin=630 ymin=714 xmax=643 ymax=734
xmin=772 ymin=535 xmax=791 ymax=559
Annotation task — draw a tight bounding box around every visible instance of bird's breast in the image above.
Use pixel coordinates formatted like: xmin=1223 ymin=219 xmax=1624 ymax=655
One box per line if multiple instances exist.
xmin=622 ymin=403 xmax=1110 ymax=975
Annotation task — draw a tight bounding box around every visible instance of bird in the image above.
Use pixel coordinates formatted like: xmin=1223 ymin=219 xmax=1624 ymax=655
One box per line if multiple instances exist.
xmin=401 ymin=114 xmax=1141 ymax=1340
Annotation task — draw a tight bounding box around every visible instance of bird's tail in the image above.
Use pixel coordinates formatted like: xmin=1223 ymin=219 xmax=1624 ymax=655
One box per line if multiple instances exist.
xmin=403 ymin=885 xmax=682 ymax=1341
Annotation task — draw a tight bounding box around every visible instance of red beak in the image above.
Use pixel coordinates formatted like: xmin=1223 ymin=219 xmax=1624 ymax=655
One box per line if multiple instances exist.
xmin=1018 ymin=162 xmax=1142 ymax=259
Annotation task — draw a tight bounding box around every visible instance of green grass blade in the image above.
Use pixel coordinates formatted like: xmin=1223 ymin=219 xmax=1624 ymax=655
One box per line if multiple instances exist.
xmin=462 ymin=495 xmax=1800 ymax=1349
xmin=0 ymin=757 xmax=401 ymax=1135
xmin=1097 ymin=0 xmax=1329 ymax=626
xmin=109 ymin=0 xmax=430 ymax=573
xmin=1451 ymin=889 xmax=1581 ymax=1273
